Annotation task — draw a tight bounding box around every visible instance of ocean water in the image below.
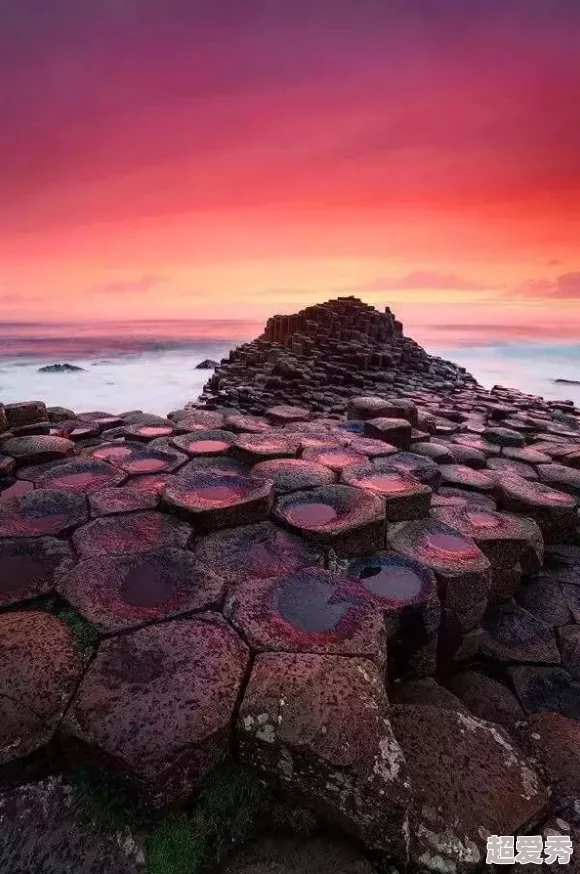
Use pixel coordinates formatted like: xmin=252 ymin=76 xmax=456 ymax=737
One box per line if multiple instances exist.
xmin=0 ymin=321 xmax=579 ymax=415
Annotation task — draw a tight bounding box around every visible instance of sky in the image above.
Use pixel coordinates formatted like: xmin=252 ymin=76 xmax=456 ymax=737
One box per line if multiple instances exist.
xmin=1 ymin=0 xmax=580 ymax=349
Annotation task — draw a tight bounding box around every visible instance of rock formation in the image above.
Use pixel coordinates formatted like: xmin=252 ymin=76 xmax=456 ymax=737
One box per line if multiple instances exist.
xmin=1 ymin=298 xmax=580 ymax=872
xmin=201 ymin=296 xmax=476 ymax=415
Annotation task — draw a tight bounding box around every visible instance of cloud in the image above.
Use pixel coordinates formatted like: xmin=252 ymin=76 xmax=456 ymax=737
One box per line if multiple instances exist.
xmin=91 ymin=275 xmax=167 ymax=295
xmin=343 ymin=271 xmax=497 ymax=293
xmin=517 ymin=272 xmax=580 ymax=300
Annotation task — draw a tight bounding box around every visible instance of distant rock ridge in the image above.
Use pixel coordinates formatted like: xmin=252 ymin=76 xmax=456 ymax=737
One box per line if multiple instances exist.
xmin=38 ymin=363 xmax=85 ymax=373
xmin=201 ymin=296 xmax=477 ymax=415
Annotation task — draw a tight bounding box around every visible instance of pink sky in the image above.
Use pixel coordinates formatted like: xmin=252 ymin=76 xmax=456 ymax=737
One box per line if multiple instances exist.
xmin=1 ymin=0 xmax=580 ymax=347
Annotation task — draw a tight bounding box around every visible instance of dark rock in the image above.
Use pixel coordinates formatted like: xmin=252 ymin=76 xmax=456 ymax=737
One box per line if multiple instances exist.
xmin=62 ymin=617 xmax=249 ymax=808
xmin=72 ymin=510 xmax=192 ymax=558
xmin=225 ymin=566 xmax=387 ymax=666
xmin=195 ymin=359 xmax=219 ymax=369
xmin=0 ymin=536 xmax=74 ymax=609
xmin=38 ymin=363 xmax=85 ymax=373
xmin=447 ymin=671 xmax=525 ymax=728
xmin=238 ymin=652 xmax=411 ymax=861
xmin=162 ymin=469 xmax=274 ymax=531
xmin=274 ymin=485 xmax=385 ymax=557
xmin=480 ymin=602 xmax=560 ymax=664
xmin=222 ymin=835 xmax=376 ymax=874
xmin=0 ymin=612 xmax=82 ymax=771
xmin=59 ymin=548 xmax=224 ymax=634
xmin=4 ymin=401 xmax=48 ymax=429
xmin=0 ymin=489 xmax=88 ymax=538
xmin=508 ymin=665 xmax=580 ymax=719
xmin=0 ymin=776 xmax=145 ymax=874
xmin=519 ymin=712 xmax=580 ymax=807
xmin=194 ymin=521 xmax=324 ymax=586
xmin=390 ymin=704 xmax=548 ymax=872
xmin=390 ymin=677 xmax=467 ymax=712
xmin=2 ymin=435 xmax=76 ymax=466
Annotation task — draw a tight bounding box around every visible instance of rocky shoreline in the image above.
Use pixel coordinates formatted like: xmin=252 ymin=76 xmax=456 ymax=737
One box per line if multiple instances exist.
xmin=1 ymin=297 xmax=580 ymax=873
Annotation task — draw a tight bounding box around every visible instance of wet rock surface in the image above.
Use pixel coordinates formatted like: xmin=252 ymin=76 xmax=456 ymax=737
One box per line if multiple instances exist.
xmin=2 ymin=298 xmax=580 ymax=871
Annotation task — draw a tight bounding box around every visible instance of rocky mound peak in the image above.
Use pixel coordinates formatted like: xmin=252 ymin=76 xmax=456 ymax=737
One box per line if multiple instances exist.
xmin=201 ymin=296 xmax=477 ymax=415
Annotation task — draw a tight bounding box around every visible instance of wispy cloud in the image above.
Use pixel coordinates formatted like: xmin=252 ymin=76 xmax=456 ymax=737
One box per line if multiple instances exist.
xmin=517 ymin=272 xmax=580 ymax=300
xmin=342 ymin=271 xmax=500 ymax=293
xmin=90 ymin=275 xmax=167 ymax=295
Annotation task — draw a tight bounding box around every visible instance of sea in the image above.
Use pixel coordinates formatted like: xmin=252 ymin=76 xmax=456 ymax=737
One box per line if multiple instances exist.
xmin=1 ymin=320 xmax=579 ymax=415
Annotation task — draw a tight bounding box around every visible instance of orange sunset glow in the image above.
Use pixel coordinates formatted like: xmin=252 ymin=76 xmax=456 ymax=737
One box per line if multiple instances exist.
xmin=1 ymin=0 xmax=580 ymax=348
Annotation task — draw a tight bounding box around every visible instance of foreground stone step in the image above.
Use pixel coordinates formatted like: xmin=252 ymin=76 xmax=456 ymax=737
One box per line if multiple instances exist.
xmin=62 ymin=617 xmax=249 ymax=808
xmin=238 ymin=652 xmax=411 ymax=863
xmin=390 ymin=705 xmax=548 ymax=873
xmin=0 ymin=612 xmax=82 ymax=775
xmin=0 ymin=776 xmax=145 ymax=874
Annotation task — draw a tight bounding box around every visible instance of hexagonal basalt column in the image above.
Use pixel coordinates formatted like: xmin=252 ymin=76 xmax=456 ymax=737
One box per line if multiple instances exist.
xmin=390 ymin=705 xmax=548 ymax=873
xmin=388 ymin=519 xmax=491 ymax=619
xmin=431 ymin=506 xmax=542 ymax=570
xmin=88 ymin=486 xmax=158 ymax=517
xmin=438 ymin=464 xmax=494 ymax=493
xmin=345 ymin=436 xmax=399 ymax=459
xmin=348 ymin=552 xmax=440 ymax=677
xmin=0 ymin=537 xmax=74 ymax=609
xmin=4 ymin=401 xmax=47 ymax=429
xmin=300 ymin=445 xmax=368 ymax=473
xmin=238 ymin=652 xmax=411 ymax=862
xmin=250 ymin=458 xmax=335 ymax=493
xmin=274 ymin=485 xmax=385 ymax=557
xmin=225 ymin=566 xmax=386 ymax=666
xmin=171 ymin=429 xmax=236 ymax=457
xmin=0 ymin=612 xmax=82 ymax=774
xmin=363 ymin=418 xmax=412 ymax=450
xmin=123 ymin=423 xmax=177 ymax=442
xmin=173 ymin=410 xmax=225 ymax=430
xmin=87 ymin=441 xmax=187 ymax=475
xmin=482 ymin=426 xmax=526 ymax=448
xmin=194 ymin=521 xmax=324 ymax=587
xmin=73 ymin=510 xmax=192 ymax=558
xmin=223 ymin=414 xmax=272 ymax=434
xmin=0 ymin=489 xmax=88 ymax=538
xmin=537 ymin=463 xmax=580 ymax=499
xmin=373 ymin=451 xmax=441 ymax=489
xmin=59 ymin=548 xmax=225 ymax=634
xmin=341 ymin=464 xmax=431 ymax=522
xmin=495 ymin=475 xmax=578 ymax=543
xmin=162 ymin=470 xmax=274 ymax=532
xmin=480 ymin=602 xmax=560 ymax=664
xmin=232 ymin=432 xmax=299 ymax=464
xmin=265 ymin=405 xmax=311 ymax=424
xmin=33 ymin=458 xmax=127 ymax=493
xmin=1 ymin=435 xmax=75 ymax=466
xmin=61 ymin=618 xmax=249 ymax=808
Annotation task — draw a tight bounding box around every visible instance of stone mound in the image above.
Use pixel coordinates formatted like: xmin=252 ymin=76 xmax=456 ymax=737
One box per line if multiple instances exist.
xmin=201 ymin=296 xmax=476 ymax=415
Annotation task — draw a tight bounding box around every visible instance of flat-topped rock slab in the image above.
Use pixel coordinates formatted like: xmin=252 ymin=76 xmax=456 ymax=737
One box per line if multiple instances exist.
xmin=61 ymin=617 xmax=249 ymax=808
xmin=59 ymin=548 xmax=225 ymax=634
xmin=171 ymin=429 xmax=237 ymax=457
xmin=341 ymin=464 xmax=431 ymax=521
xmin=0 ymin=611 xmax=82 ymax=770
xmin=194 ymin=521 xmax=324 ymax=586
xmin=0 ymin=489 xmax=88 ymax=538
xmin=34 ymin=457 xmax=127 ymax=493
xmin=87 ymin=441 xmax=188 ymax=475
xmin=0 ymin=536 xmax=74 ymax=609
xmin=162 ymin=469 xmax=274 ymax=531
xmin=388 ymin=519 xmax=491 ymax=615
xmin=225 ymin=566 xmax=387 ymax=666
xmin=274 ymin=484 xmax=385 ymax=556
xmin=250 ymin=458 xmax=336 ymax=493
xmin=1 ymin=434 xmax=76 ymax=466
xmin=72 ymin=510 xmax=192 ymax=558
